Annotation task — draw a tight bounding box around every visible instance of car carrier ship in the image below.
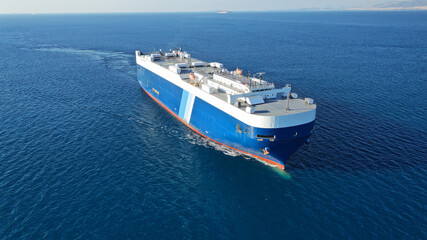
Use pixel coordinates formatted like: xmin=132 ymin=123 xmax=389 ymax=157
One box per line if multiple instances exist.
xmin=135 ymin=48 xmax=316 ymax=169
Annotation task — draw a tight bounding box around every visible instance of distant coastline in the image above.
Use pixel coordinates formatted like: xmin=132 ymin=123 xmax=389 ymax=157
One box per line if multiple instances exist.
xmin=322 ymin=0 xmax=427 ymax=11
xmin=303 ymin=6 xmax=427 ymax=11
xmin=340 ymin=6 xmax=427 ymax=11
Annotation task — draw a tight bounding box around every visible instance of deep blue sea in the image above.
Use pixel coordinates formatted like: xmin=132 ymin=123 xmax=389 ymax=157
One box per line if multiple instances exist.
xmin=0 ymin=11 xmax=426 ymax=239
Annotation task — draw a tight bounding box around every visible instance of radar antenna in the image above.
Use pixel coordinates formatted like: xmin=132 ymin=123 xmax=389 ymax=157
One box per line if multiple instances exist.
xmin=255 ymin=72 xmax=265 ymax=80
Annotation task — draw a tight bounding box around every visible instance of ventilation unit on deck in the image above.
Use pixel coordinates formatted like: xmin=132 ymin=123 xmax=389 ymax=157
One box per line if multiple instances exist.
xmin=245 ymin=96 xmax=264 ymax=105
xmin=191 ymin=62 xmax=205 ymax=67
xmin=202 ymin=84 xmax=214 ymax=94
xmin=169 ymin=66 xmax=181 ymax=74
xmin=210 ymin=62 xmax=223 ymax=68
xmin=164 ymin=53 xmax=175 ymax=57
xmin=150 ymin=54 xmax=161 ymax=60
xmin=175 ymin=63 xmax=188 ymax=68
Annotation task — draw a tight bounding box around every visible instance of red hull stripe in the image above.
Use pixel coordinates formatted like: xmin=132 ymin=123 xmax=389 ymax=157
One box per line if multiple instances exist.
xmin=141 ymin=88 xmax=285 ymax=170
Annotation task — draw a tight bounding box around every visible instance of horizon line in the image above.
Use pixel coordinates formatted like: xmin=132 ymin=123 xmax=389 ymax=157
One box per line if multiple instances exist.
xmin=1 ymin=8 xmax=427 ymax=15
xmin=0 ymin=10 xmax=337 ymax=15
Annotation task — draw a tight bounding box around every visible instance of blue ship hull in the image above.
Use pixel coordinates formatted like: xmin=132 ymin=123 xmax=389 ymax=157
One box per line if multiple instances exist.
xmin=137 ymin=64 xmax=314 ymax=169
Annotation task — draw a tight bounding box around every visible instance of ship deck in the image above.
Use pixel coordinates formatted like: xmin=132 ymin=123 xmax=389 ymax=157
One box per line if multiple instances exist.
xmin=211 ymin=91 xmax=315 ymax=116
xmin=145 ymin=54 xmax=316 ymax=116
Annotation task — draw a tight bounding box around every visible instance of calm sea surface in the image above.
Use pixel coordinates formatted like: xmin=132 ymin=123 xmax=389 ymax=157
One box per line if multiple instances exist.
xmin=0 ymin=11 xmax=426 ymax=239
